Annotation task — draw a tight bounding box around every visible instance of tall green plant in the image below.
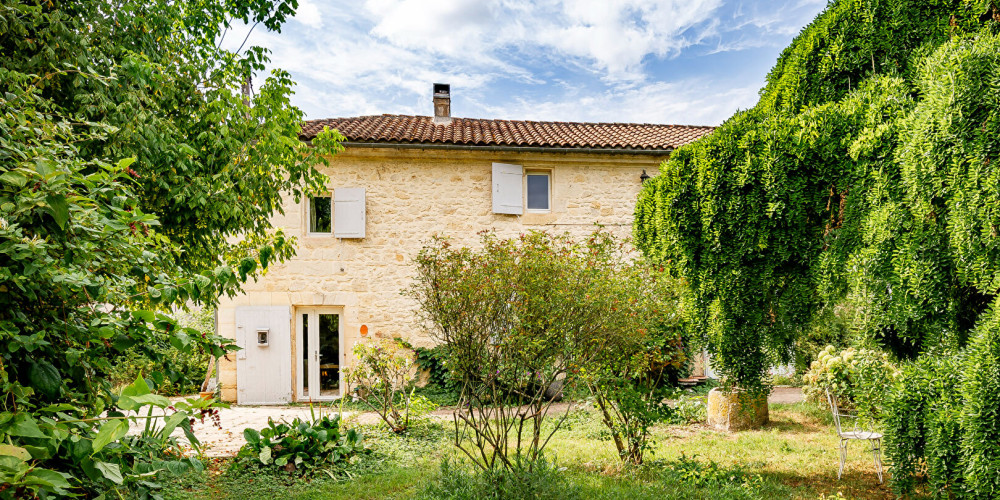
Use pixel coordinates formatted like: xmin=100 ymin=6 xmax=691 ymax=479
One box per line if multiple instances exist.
xmin=634 ymin=0 xmax=1000 ymax=393
xmin=343 ymin=338 xmax=419 ymax=433
xmin=408 ymin=230 xmax=672 ymax=471
xmin=0 ymin=0 xmax=343 ymax=495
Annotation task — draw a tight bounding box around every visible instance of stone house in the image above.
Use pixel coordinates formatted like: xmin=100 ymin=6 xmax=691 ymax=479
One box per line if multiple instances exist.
xmin=217 ymin=84 xmax=713 ymax=404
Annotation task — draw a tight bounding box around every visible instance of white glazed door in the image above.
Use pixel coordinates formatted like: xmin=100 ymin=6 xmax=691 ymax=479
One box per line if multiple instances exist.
xmin=296 ymin=307 xmax=343 ymax=401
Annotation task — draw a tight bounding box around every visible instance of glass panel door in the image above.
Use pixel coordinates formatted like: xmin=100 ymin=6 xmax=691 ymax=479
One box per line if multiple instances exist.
xmin=318 ymin=314 xmax=340 ymax=397
xmin=296 ymin=308 xmax=342 ymax=400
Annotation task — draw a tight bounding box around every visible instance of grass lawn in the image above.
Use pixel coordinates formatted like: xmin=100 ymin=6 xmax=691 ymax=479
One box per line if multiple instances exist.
xmin=161 ymin=402 xmax=896 ymax=499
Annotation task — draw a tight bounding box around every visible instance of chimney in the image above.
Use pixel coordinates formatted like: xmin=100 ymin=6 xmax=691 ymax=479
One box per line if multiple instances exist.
xmin=433 ymin=83 xmax=451 ymax=125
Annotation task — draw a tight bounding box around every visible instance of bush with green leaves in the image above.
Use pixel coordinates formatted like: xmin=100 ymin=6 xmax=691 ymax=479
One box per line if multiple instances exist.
xmin=414 ymin=345 xmax=461 ymax=394
xmin=801 ymin=345 xmax=898 ymax=422
xmin=343 ymin=338 xmax=420 ymax=433
xmin=0 ymin=375 xmax=226 ymax=497
xmin=883 ymin=353 xmax=965 ymax=497
xmin=108 ymin=308 xmax=216 ymax=395
xmin=633 ymin=0 xmax=1000 ymax=393
xmin=881 ymin=309 xmax=1000 ymax=498
xmin=671 ymin=395 xmax=708 ymax=425
xmin=961 ymin=307 xmax=1000 ymax=499
xmin=239 ymin=413 xmax=366 ymax=474
xmin=0 ymin=0 xmax=343 ymax=495
xmin=661 ymin=454 xmax=763 ymax=497
xmin=409 ymin=230 xmax=681 ymax=470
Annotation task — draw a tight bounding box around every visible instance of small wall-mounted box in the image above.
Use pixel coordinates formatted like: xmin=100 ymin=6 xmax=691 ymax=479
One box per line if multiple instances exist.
xmin=256 ymin=329 xmax=269 ymax=347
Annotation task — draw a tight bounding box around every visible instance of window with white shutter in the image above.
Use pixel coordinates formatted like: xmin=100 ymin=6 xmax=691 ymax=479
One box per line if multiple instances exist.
xmin=492 ymin=162 xmax=523 ymax=215
xmin=525 ymin=172 xmax=550 ymax=211
xmin=333 ymin=188 xmax=366 ymax=238
xmin=308 ymin=196 xmax=332 ymax=234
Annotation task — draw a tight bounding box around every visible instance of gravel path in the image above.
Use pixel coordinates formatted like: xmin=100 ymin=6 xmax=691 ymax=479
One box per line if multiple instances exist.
xmin=141 ymin=387 xmax=804 ymax=457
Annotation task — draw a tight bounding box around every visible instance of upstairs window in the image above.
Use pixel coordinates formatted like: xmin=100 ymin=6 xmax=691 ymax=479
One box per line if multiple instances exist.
xmin=309 ymin=196 xmax=332 ymax=233
xmin=526 ymin=172 xmax=550 ymax=211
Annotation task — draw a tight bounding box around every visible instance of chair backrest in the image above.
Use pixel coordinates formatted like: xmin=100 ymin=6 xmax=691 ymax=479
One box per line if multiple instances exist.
xmin=826 ymin=389 xmax=845 ymax=435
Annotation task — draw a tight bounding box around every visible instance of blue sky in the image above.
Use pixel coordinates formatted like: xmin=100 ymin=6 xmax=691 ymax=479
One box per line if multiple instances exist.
xmin=226 ymin=0 xmax=828 ymax=126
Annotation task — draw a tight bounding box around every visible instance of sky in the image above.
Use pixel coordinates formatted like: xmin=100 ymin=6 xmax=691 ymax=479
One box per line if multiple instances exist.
xmin=223 ymin=0 xmax=829 ymax=127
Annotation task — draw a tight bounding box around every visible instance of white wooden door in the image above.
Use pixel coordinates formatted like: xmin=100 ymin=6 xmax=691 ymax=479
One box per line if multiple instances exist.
xmin=235 ymin=306 xmax=292 ymax=404
xmin=295 ymin=307 xmax=344 ymax=401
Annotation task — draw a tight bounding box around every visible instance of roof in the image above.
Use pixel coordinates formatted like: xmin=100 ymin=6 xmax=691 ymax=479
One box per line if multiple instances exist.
xmin=300 ymin=114 xmax=713 ymax=151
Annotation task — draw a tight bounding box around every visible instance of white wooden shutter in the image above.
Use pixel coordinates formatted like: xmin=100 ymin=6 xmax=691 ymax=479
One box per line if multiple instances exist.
xmin=334 ymin=188 xmax=366 ymax=238
xmin=492 ymin=163 xmax=523 ymax=214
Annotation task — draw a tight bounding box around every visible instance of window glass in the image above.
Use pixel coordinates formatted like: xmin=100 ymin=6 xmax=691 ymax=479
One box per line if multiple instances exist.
xmin=526 ymin=174 xmax=549 ymax=211
xmin=309 ymin=196 xmax=331 ymax=233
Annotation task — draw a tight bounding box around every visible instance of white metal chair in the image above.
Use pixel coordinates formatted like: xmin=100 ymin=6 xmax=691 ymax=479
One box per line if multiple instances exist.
xmin=826 ymin=389 xmax=883 ymax=482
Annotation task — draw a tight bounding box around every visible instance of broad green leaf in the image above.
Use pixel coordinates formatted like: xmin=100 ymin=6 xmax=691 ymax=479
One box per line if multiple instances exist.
xmin=33 ymin=158 xmax=55 ymax=177
xmin=92 ymin=419 xmax=127 ymax=454
xmin=29 ymin=361 xmax=61 ymax=399
xmin=159 ymin=411 xmax=187 ymax=437
xmin=24 ymin=468 xmax=73 ymax=493
xmin=118 ymin=393 xmax=170 ymax=411
xmin=0 ymin=455 xmax=27 ymax=471
xmin=117 ymin=157 xmax=137 ymax=169
xmin=132 ymin=310 xmax=156 ymax=322
xmin=164 ymin=460 xmax=189 ymax=476
xmin=243 ymin=428 xmax=261 ymax=445
xmin=121 ymin=374 xmax=153 ymax=397
xmin=8 ymin=414 xmax=48 ymax=439
xmin=95 ymin=461 xmax=125 ymax=484
xmin=0 ymin=171 xmax=27 ymax=187
xmin=0 ymin=444 xmax=31 ymax=461
xmin=44 ymin=194 xmax=69 ymax=229
xmin=259 ymin=446 xmax=272 ymax=464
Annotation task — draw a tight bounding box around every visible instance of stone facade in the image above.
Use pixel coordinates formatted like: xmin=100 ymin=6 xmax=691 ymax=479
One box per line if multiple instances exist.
xmin=217 ymin=145 xmax=665 ymax=402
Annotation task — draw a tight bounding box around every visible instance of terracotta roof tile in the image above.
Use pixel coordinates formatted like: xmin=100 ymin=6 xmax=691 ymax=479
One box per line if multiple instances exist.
xmin=300 ymin=114 xmax=713 ymax=151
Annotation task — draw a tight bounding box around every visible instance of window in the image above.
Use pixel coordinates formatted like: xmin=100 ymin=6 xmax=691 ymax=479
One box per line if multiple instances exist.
xmin=309 ymin=196 xmax=332 ymax=233
xmin=526 ymin=172 xmax=550 ymax=211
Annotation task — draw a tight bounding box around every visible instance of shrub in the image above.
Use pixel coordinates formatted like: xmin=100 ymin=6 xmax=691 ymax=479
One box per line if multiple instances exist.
xmin=343 ymin=338 xmax=418 ymax=433
xmin=883 ymin=354 xmax=965 ymax=497
xmin=801 ymin=345 xmax=898 ymax=423
xmin=661 ymin=454 xmax=763 ymax=496
xmin=108 ymin=308 xmax=216 ymax=395
xmin=961 ymin=311 xmax=1000 ymax=499
xmin=580 ymin=243 xmax=686 ymax=465
xmin=238 ymin=412 xmax=365 ymax=473
xmin=418 ymin=456 xmax=577 ymax=500
xmin=0 ymin=375 xmax=226 ymax=498
xmin=409 ymin=230 xmax=670 ymax=471
xmin=414 ymin=345 xmax=462 ymax=402
xmin=671 ymin=395 xmax=708 ymax=425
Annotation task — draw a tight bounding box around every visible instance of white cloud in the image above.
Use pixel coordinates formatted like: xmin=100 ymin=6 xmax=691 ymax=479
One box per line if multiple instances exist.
xmin=292 ymin=0 xmax=324 ymax=29
xmin=361 ymin=0 xmax=722 ymax=84
xmin=476 ymin=79 xmax=760 ymax=126
xmin=221 ymin=0 xmax=823 ymax=125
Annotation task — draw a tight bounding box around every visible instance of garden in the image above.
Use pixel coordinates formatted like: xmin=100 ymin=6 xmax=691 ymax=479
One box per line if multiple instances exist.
xmin=3 ymin=0 xmax=1000 ymax=498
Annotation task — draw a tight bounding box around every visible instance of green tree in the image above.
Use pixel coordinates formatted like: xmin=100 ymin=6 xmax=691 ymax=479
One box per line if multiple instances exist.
xmin=636 ymin=0 xmax=1000 ymax=493
xmin=633 ymin=0 xmax=998 ymax=392
xmin=408 ymin=230 xmax=677 ymax=470
xmin=0 ymin=0 xmax=342 ymax=495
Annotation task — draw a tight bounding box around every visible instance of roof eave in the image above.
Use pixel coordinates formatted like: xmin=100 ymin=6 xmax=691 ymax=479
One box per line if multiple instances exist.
xmin=301 ymin=139 xmax=675 ymax=156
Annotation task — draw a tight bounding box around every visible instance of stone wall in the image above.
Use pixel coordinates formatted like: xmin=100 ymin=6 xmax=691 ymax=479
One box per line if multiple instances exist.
xmin=217 ymin=146 xmax=665 ymax=401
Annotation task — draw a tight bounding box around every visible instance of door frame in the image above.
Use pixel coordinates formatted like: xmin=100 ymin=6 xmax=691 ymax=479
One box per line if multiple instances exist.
xmin=294 ymin=306 xmax=345 ymax=401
